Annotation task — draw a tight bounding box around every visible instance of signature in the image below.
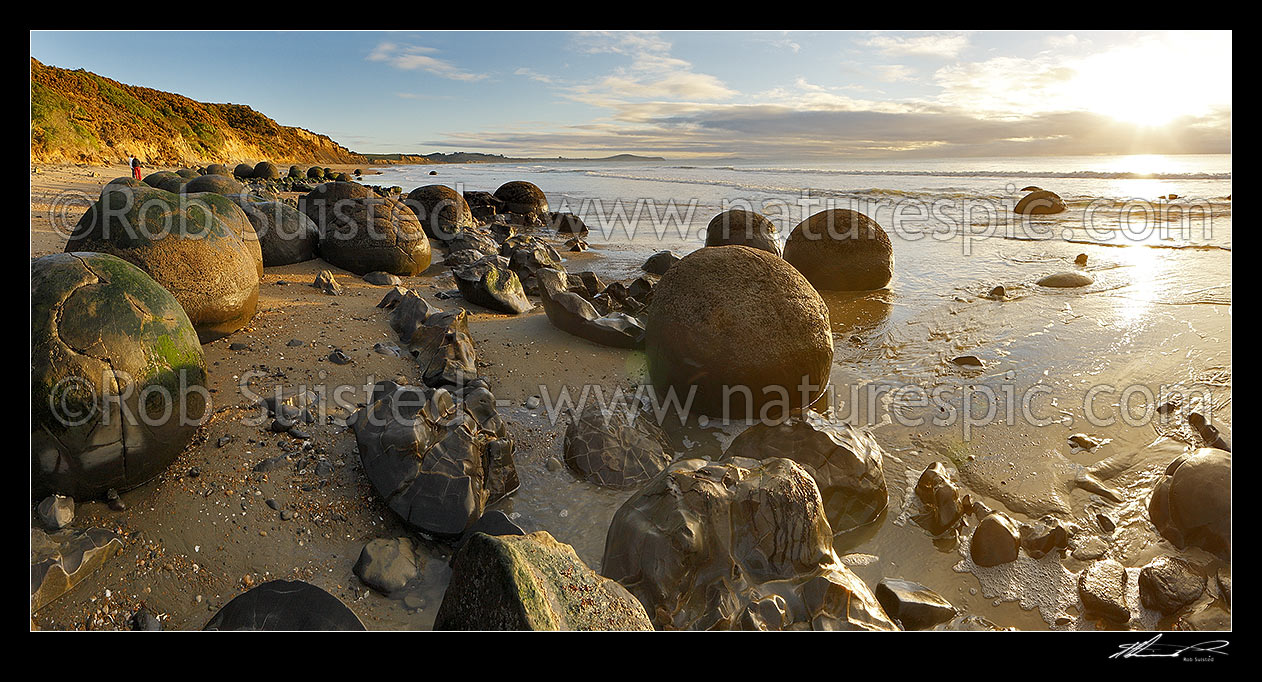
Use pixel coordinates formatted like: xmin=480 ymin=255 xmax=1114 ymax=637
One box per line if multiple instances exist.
xmin=1110 ymin=634 xmax=1229 ymax=660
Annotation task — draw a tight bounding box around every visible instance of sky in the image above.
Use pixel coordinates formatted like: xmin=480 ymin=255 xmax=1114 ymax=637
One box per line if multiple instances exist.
xmin=30 ymin=30 xmax=1232 ymax=161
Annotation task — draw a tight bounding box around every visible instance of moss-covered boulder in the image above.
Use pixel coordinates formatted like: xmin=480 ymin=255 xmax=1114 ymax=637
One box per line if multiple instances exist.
xmin=405 ymin=185 xmax=474 ymax=242
xmin=252 ymin=161 xmax=280 ymax=180
xmin=142 ymin=171 xmax=185 ymax=194
xmin=436 ymin=531 xmax=654 ymax=630
xmin=307 ymin=166 xmax=325 ymax=180
xmin=32 ymin=252 xmax=207 ymax=500
xmin=705 ymin=209 xmax=782 ymax=256
xmin=183 ymin=174 xmax=244 ymax=196
xmin=175 ymin=168 xmax=199 ymax=180
xmin=452 ymin=255 xmax=533 ymax=314
xmin=227 ymin=194 xmax=318 ymax=266
xmin=645 ymin=245 xmax=833 ymax=420
xmin=493 ymin=181 xmax=549 ymax=217
xmin=106 ymin=176 xmax=144 ymax=189
xmin=288 ymin=165 xmax=304 ymax=179
xmin=783 ymin=209 xmax=893 ymax=291
xmin=65 ymin=185 xmax=261 ymax=342
xmin=301 ymin=182 xmax=432 ymax=275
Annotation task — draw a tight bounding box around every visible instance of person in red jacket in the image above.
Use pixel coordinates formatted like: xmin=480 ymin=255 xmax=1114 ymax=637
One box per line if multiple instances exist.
xmin=130 ymin=155 xmax=142 ymax=180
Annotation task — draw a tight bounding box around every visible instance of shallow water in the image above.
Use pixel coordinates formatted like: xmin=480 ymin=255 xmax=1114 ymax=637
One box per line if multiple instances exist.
xmin=373 ymin=154 xmax=1230 ymax=630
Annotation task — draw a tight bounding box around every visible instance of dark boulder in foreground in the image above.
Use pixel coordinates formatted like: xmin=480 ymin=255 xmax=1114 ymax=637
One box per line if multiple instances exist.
xmin=204 ymin=580 xmax=365 ymax=630
xmin=970 ymin=512 xmax=1021 ymax=567
xmin=302 ymin=182 xmax=432 ymax=275
xmin=783 ymin=209 xmax=893 ymax=291
xmin=537 ymin=268 xmax=646 ymax=349
xmin=348 ymin=381 xmax=518 ymax=538
xmin=436 ymin=531 xmax=653 ymax=630
xmin=252 ymin=161 xmax=280 ymax=180
xmin=563 ymin=401 xmax=673 ymax=488
xmin=645 ymin=245 xmax=833 ymax=420
xmin=32 ymin=253 xmax=207 ymax=500
xmin=65 ymin=186 xmax=262 ymax=342
xmin=233 ymin=163 xmax=255 ymax=179
xmin=1148 ymin=448 xmax=1230 ymax=559
xmin=602 ymin=457 xmax=897 ymax=630
xmin=142 ymin=170 xmax=185 ymax=193
xmin=704 ymin=208 xmax=782 ymax=256
xmin=452 ymin=255 xmax=534 ymax=314
xmin=227 ymin=194 xmax=319 ymax=266
xmin=1138 ymin=556 xmax=1206 ymax=615
xmin=875 ymin=578 xmax=957 ymax=630
xmin=1015 ymin=189 xmax=1067 ymax=215
xmin=722 ymin=411 xmax=888 ymax=537
xmin=548 ymin=211 xmax=589 ymax=236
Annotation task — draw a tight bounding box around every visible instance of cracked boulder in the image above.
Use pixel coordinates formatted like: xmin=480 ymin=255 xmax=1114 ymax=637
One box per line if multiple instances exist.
xmin=64 ymin=185 xmax=262 ymax=342
xmin=31 ymin=527 xmax=124 ymax=611
xmin=721 ymin=411 xmax=888 ymax=537
xmin=404 ymin=308 xmax=478 ymax=389
xmin=348 ymin=381 xmax=518 ymax=538
xmin=204 ymin=580 xmax=365 ymax=630
xmin=32 ymin=253 xmax=207 ymax=500
xmin=301 ymin=182 xmax=432 ymax=275
xmin=499 ymin=234 xmax=564 ymax=295
xmin=437 ymin=531 xmax=653 ymax=630
xmin=563 ymin=402 xmax=673 ymax=488
xmin=537 ymin=268 xmax=646 ymax=349
xmin=913 ymin=462 xmax=967 ymax=535
xmin=602 ymin=457 xmax=897 ymax=630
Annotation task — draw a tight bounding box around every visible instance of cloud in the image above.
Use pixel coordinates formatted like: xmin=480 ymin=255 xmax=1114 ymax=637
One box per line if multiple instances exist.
xmin=864 ymin=32 xmax=971 ymax=58
xmin=367 ymin=42 xmax=488 ymax=82
xmin=565 ymin=31 xmax=736 ymax=106
xmin=873 ymin=64 xmax=916 ymax=82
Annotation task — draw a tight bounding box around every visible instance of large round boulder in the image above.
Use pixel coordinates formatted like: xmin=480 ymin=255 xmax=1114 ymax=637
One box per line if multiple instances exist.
xmin=227 ymin=194 xmax=319 ymax=266
xmin=645 ymin=245 xmax=833 ymax=420
xmin=301 ymin=182 xmax=432 ymax=275
xmin=601 ymin=457 xmax=897 ymax=630
xmin=204 ymin=581 xmax=365 ymax=631
xmin=233 ymin=163 xmax=255 ymax=179
xmin=722 ymin=411 xmax=888 ymax=536
xmin=32 ymin=252 xmax=207 ymax=500
xmin=1014 ymin=189 xmax=1067 ymax=215
xmin=405 ymin=185 xmax=474 ymax=242
xmin=493 ymin=181 xmax=549 ymax=217
xmin=307 ymin=166 xmax=325 ymax=180
xmin=1148 ymin=448 xmax=1230 ymax=559
xmin=183 ymin=174 xmax=244 ymax=196
xmin=204 ymin=163 xmax=232 ymax=177
xmin=704 ymin=209 xmax=782 ymax=256
xmin=65 ymin=185 xmax=261 ymax=342
xmin=783 ymin=209 xmax=893 ymax=291
xmin=252 ymin=161 xmax=280 ymax=180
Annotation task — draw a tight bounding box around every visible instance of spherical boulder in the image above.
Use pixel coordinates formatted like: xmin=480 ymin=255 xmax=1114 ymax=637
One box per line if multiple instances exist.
xmin=106 ymin=176 xmax=144 ymax=189
xmin=204 ymin=580 xmax=365 ymax=631
xmin=205 ymin=163 xmax=232 ymax=177
xmin=783 ymin=209 xmax=893 ymax=291
xmin=645 ymin=245 xmax=833 ymax=420
xmin=307 ymin=166 xmax=325 ymax=180
xmin=1015 ymin=189 xmax=1067 ymax=215
xmin=65 ymin=185 xmax=261 ymax=342
xmin=227 ymin=194 xmax=318 ymax=266
xmin=252 ymin=161 xmax=280 ymax=180
xmin=32 ymin=252 xmax=207 ymax=500
xmin=705 ymin=209 xmax=781 ymax=256
xmin=183 ymin=174 xmax=244 ymax=196
xmin=233 ymin=163 xmax=255 ymax=179
xmin=287 ymin=165 xmax=303 ymax=179
xmin=301 ymin=182 xmax=432 ymax=275
xmin=405 ymin=185 xmax=474 ymax=242
xmin=493 ymin=181 xmax=549 ymax=216
xmin=142 ymin=171 xmax=185 ymax=194
xmin=175 ymin=168 xmax=200 ymax=180
xmin=1148 ymin=448 xmax=1230 ymax=559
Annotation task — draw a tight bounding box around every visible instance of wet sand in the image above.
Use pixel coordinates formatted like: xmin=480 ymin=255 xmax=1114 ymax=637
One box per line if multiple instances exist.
xmin=30 ymin=163 xmax=1230 ymax=630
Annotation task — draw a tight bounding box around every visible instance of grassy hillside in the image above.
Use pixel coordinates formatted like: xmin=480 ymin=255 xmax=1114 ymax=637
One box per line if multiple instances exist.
xmin=30 ymin=58 xmax=365 ymax=166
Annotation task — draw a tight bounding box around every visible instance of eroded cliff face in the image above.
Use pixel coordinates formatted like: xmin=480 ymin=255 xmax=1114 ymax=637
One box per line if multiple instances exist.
xmin=31 ymin=58 xmax=364 ymax=166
